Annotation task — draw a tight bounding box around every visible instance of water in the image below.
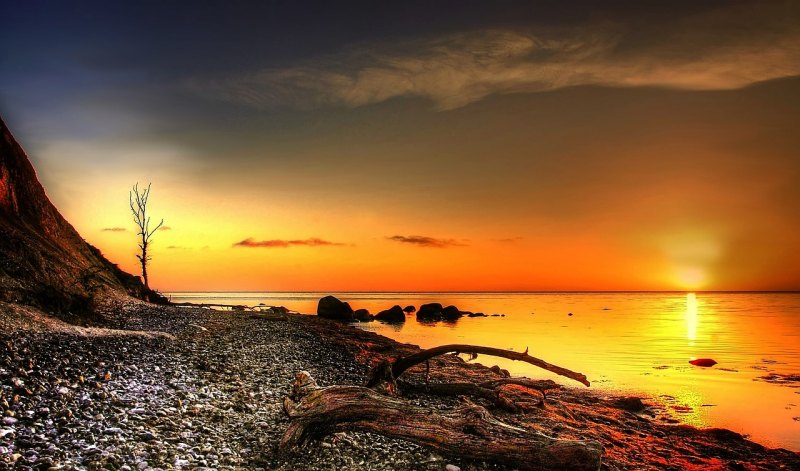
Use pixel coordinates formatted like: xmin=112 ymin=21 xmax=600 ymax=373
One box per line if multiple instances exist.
xmin=166 ymin=291 xmax=800 ymax=451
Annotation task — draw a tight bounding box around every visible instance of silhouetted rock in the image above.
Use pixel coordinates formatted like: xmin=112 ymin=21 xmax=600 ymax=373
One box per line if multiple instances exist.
xmin=416 ymin=303 xmax=444 ymax=321
xmin=403 ymin=305 xmax=416 ymax=313
xmin=467 ymin=312 xmax=487 ymax=317
xmin=689 ymin=358 xmax=717 ymax=367
xmin=374 ymin=305 xmax=405 ymax=323
xmin=612 ymin=396 xmax=646 ymax=412
xmin=353 ymin=308 xmax=372 ymax=322
xmin=317 ymin=296 xmax=354 ymax=321
xmin=0 ymin=116 xmax=161 ymax=318
xmin=442 ymin=305 xmax=463 ymax=321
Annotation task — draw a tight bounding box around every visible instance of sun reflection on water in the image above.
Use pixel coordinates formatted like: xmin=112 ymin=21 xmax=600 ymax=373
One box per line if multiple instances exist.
xmin=686 ymin=292 xmax=698 ymax=344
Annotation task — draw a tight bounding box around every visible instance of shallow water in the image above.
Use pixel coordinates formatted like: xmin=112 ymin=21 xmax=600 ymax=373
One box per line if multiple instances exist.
xmin=167 ymin=291 xmax=800 ymax=451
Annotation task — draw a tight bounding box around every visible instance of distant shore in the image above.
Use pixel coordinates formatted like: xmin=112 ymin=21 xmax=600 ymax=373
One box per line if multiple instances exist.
xmin=1 ymin=299 xmax=798 ymax=470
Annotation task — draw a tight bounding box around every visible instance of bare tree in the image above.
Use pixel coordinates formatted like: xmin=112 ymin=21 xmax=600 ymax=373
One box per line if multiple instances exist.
xmin=130 ymin=183 xmax=164 ymax=289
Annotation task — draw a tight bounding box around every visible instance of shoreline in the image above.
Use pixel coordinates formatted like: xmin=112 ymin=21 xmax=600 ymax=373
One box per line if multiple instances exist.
xmin=1 ymin=300 xmax=798 ymax=470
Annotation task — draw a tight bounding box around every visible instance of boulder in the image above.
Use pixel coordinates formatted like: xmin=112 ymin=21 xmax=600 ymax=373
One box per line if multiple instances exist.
xmin=374 ymin=305 xmax=405 ymax=323
xmin=416 ymin=303 xmax=444 ymax=321
xmin=612 ymin=396 xmax=646 ymax=413
xmin=442 ymin=305 xmax=463 ymax=321
xmin=353 ymin=308 xmax=372 ymax=322
xmin=317 ymin=295 xmax=354 ymax=321
xmin=403 ymin=305 xmax=416 ymax=313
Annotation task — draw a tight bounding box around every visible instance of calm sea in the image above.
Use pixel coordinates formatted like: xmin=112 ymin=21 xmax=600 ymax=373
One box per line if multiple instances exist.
xmin=166 ymin=291 xmax=800 ymax=451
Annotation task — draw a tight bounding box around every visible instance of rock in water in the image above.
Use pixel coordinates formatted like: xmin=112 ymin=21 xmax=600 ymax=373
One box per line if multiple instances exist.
xmin=317 ymin=295 xmax=355 ymax=321
xmin=416 ymin=303 xmax=444 ymax=321
xmin=689 ymin=358 xmax=718 ymax=367
xmin=402 ymin=305 xmax=416 ymax=313
xmin=442 ymin=305 xmax=463 ymax=321
xmin=374 ymin=305 xmax=405 ymax=323
xmin=353 ymin=308 xmax=372 ymax=322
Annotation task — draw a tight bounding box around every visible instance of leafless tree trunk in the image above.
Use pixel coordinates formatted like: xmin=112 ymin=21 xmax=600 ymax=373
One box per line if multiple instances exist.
xmin=130 ymin=183 xmax=163 ymax=289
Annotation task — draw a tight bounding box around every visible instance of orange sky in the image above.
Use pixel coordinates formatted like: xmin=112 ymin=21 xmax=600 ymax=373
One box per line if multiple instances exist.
xmin=3 ymin=2 xmax=799 ymax=292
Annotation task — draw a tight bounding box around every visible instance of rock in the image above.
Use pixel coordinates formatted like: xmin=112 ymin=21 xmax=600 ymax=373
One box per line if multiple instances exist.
xmin=689 ymin=358 xmax=717 ymax=367
xmin=353 ymin=309 xmax=372 ymax=322
xmin=446 ymin=465 xmax=461 ymax=471
xmin=403 ymin=305 xmax=416 ymax=313
xmin=467 ymin=312 xmax=487 ymax=317
xmin=317 ymin=295 xmax=354 ymax=321
xmin=2 ymin=416 xmax=18 ymax=425
xmin=442 ymin=305 xmax=463 ymax=321
xmin=416 ymin=303 xmax=444 ymax=321
xmin=374 ymin=305 xmax=405 ymax=323
xmin=612 ymin=396 xmax=646 ymax=412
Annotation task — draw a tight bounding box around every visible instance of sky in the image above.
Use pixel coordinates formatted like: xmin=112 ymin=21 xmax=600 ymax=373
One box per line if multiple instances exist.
xmin=1 ymin=0 xmax=799 ymax=292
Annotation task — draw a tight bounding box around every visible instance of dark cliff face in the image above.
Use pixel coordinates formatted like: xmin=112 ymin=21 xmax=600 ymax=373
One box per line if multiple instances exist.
xmin=0 ymin=116 xmax=160 ymax=317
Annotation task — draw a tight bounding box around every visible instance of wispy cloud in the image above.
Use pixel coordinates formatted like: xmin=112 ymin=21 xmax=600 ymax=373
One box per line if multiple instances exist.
xmin=159 ymin=226 xmax=172 ymax=231
xmin=101 ymin=227 xmax=127 ymax=232
xmin=199 ymin=24 xmax=800 ymax=111
xmin=233 ymin=237 xmax=346 ymax=248
xmin=387 ymin=235 xmax=467 ymax=248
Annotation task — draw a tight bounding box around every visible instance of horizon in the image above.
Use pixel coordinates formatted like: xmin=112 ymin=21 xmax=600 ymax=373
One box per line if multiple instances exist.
xmin=164 ymin=289 xmax=800 ymax=294
xmin=2 ymin=1 xmax=799 ymax=292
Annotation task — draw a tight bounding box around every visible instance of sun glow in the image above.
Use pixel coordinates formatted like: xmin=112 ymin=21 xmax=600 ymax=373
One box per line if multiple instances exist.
xmin=677 ymin=267 xmax=708 ymax=290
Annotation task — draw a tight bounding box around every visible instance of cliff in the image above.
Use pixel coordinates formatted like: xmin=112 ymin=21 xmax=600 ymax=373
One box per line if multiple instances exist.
xmin=0 ymin=116 xmax=161 ymax=318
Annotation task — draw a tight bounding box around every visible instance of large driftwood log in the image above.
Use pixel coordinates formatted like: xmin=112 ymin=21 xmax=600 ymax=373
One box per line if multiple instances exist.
xmin=367 ymin=344 xmax=590 ymax=393
xmin=282 ymin=371 xmax=603 ymax=471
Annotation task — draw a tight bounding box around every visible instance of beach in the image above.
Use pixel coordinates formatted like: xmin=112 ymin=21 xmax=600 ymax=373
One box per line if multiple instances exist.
xmin=1 ymin=299 xmax=798 ymax=470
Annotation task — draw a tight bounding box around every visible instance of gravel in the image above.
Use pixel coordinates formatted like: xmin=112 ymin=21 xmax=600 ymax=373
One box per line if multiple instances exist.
xmin=0 ymin=302 xmax=500 ymax=470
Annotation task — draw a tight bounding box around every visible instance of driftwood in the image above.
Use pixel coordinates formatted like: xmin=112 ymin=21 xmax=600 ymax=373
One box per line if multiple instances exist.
xmin=398 ymin=378 xmax=560 ymax=412
xmin=282 ymin=371 xmax=603 ymax=471
xmin=367 ymin=344 xmax=590 ymax=393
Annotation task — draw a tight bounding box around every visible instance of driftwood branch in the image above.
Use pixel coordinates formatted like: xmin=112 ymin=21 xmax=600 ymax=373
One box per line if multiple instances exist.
xmin=367 ymin=344 xmax=590 ymax=391
xmin=282 ymin=371 xmax=603 ymax=471
xmin=398 ymin=378 xmax=560 ymax=412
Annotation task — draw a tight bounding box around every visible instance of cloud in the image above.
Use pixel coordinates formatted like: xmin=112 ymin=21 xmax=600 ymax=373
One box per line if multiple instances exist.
xmin=101 ymin=227 xmax=127 ymax=232
xmin=386 ymin=235 xmax=467 ymax=248
xmin=233 ymin=237 xmax=346 ymax=248
xmin=159 ymin=226 xmax=172 ymax=231
xmin=199 ymin=20 xmax=800 ymax=111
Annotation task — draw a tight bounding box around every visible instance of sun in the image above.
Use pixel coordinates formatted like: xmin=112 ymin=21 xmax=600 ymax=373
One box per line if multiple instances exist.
xmin=675 ymin=266 xmax=707 ymax=290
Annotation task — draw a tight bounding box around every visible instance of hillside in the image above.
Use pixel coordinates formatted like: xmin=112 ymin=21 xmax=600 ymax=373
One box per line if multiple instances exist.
xmin=0 ymin=116 xmax=160 ymax=318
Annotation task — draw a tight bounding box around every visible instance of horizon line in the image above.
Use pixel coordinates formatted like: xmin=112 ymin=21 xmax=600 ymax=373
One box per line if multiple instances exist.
xmin=161 ymin=290 xmax=800 ymax=294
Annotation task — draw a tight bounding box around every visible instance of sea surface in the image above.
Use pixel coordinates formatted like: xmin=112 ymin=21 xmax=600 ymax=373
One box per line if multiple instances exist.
xmin=166 ymin=291 xmax=800 ymax=451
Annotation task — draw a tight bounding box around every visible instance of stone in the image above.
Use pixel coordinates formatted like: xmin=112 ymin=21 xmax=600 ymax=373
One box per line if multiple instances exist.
xmin=353 ymin=309 xmax=372 ymax=322
xmin=374 ymin=305 xmax=405 ymax=323
xmin=403 ymin=305 xmax=416 ymax=313
xmin=689 ymin=358 xmax=717 ymax=367
xmin=416 ymin=303 xmax=444 ymax=321
xmin=612 ymin=396 xmax=646 ymax=412
xmin=442 ymin=305 xmax=463 ymax=321
xmin=316 ymin=295 xmax=354 ymax=321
